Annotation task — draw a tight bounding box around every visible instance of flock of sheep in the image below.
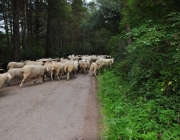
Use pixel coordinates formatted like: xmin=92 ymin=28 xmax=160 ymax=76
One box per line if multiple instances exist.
xmin=0 ymin=55 xmax=114 ymax=89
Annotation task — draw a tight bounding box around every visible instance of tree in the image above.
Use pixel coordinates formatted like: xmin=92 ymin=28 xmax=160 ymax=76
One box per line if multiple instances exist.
xmin=12 ymin=0 xmax=20 ymax=61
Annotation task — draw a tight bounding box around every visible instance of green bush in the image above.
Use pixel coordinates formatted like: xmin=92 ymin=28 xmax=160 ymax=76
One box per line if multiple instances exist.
xmin=98 ymin=67 xmax=180 ymax=140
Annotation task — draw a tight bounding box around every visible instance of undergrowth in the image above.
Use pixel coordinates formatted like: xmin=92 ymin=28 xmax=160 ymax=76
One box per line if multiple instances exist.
xmin=98 ymin=68 xmax=180 ymax=140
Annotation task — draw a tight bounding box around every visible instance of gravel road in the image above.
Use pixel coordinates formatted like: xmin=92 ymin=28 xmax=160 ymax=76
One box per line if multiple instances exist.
xmin=0 ymin=74 xmax=99 ymax=140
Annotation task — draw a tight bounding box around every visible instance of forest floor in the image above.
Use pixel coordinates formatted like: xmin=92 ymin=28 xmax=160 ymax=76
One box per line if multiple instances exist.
xmin=0 ymin=73 xmax=100 ymax=140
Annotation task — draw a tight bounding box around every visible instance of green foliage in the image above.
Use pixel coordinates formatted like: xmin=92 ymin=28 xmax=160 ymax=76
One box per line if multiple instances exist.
xmin=107 ymin=35 xmax=127 ymax=60
xmin=25 ymin=36 xmax=45 ymax=60
xmin=98 ymin=69 xmax=180 ymax=139
xmin=98 ymin=0 xmax=180 ymax=139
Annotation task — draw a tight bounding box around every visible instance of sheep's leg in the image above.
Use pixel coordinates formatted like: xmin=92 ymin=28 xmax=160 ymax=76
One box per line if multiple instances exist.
xmin=33 ymin=76 xmax=38 ymax=85
xmin=51 ymin=70 xmax=54 ymax=81
xmin=86 ymin=68 xmax=89 ymax=74
xmin=94 ymin=69 xmax=97 ymax=77
xmin=56 ymin=70 xmax=60 ymax=80
xmin=83 ymin=67 xmax=86 ymax=74
xmin=80 ymin=68 xmax=82 ymax=73
xmin=20 ymin=76 xmax=27 ymax=87
xmin=59 ymin=70 xmax=63 ymax=80
xmin=43 ymin=74 xmax=46 ymax=82
xmin=97 ymin=68 xmax=100 ymax=75
xmin=7 ymin=79 xmax=11 ymax=86
xmin=20 ymin=72 xmax=31 ymax=87
xmin=43 ymin=72 xmax=47 ymax=82
xmin=109 ymin=63 xmax=112 ymax=68
xmin=28 ymin=77 xmax=32 ymax=85
xmin=67 ymin=72 xmax=70 ymax=81
xmin=40 ymin=76 xmax=43 ymax=84
xmin=74 ymin=71 xmax=77 ymax=78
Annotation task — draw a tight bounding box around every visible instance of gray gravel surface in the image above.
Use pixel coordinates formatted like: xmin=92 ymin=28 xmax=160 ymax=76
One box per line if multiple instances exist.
xmin=0 ymin=74 xmax=99 ymax=140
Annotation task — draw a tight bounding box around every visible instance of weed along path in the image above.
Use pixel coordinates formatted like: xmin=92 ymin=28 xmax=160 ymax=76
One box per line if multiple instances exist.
xmin=0 ymin=74 xmax=99 ymax=140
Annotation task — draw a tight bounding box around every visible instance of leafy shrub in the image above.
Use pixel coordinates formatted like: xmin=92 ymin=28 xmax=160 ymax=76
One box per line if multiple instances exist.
xmin=98 ymin=66 xmax=180 ymax=140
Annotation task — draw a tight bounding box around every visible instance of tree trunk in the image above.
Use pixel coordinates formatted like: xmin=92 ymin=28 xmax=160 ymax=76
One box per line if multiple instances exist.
xmin=22 ymin=1 xmax=28 ymax=59
xmin=12 ymin=0 xmax=20 ymax=61
xmin=126 ymin=24 xmax=132 ymax=45
xmin=3 ymin=7 xmax=10 ymax=48
xmin=46 ymin=0 xmax=51 ymax=58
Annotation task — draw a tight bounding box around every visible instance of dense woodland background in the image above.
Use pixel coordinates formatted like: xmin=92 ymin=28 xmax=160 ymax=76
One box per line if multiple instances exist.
xmin=0 ymin=0 xmax=119 ymax=62
xmin=1 ymin=0 xmax=180 ymax=139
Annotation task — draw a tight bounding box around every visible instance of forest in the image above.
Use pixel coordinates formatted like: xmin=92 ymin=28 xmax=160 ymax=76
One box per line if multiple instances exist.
xmin=1 ymin=0 xmax=180 ymax=139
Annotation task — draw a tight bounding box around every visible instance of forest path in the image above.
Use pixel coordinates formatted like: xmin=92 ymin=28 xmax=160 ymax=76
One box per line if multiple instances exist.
xmin=0 ymin=73 xmax=99 ymax=140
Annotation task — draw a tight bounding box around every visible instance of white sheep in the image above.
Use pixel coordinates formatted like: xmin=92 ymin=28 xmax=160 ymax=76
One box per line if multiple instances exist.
xmin=104 ymin=58 xmax=114 ymax=68
xmin=78 ymin=60 xmax=90 ymax=74
xmin=95 ymin=58 xmax=106 ymax=70
xmin=51 ymin=61 xmax=65 ymax=81
xmin=81 ymin=56 xmax=92 ymax=64
xmin=26 ymin=61 xmax=43 ymax=65
xmin=60 ymin=58 xmax=69 ymax=63
xmin=19 ymin=65 xmax=48 ymax=87
xmin=90 ymin=55 xmax=99 ymax=62
xmin=43 ymin=61 xmax=55 ymax=81
xmin=7 ymin=61 xmax=25 ymax=69
xmin=68 ymin=54 xmax=79 ymax=61
xmin=0 ymin=73 xmax=11 ymax=89
xmin=7 ymin=68 xmax=23 ymax=85
xmin=64 ymin=60 xmax=78 ymax=81
xmin=89 ymin=62 xmax=99 ymax=77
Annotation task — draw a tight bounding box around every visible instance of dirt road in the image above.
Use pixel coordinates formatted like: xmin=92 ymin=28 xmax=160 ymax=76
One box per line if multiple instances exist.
xmin=0 ymin=74 xmax=99 ymax=140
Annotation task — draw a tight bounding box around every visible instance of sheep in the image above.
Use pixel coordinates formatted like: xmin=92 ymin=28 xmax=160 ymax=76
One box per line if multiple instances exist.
xmin=60 ymin=58 xmax=69 ymax=63
xmin=89 ymin=62 xmax=99 ymax=77
xmin=64 ymin=60 xmax=78 ymax=81
xmin=50 ymin=61 xmax=65 ymax=81
xmin=7 ymin=68 xmax=23 ymax=85
xmin=81 ymin=56 xmax=92 ymax=64
xmin=43 ymin=61 xmax=55 ymax=81
xmin=95 ymin=58 xmax=106 ymax=70
xmin=0 ymin=73 xmax=11 ymax=89
xmin=19 ymin=65 xmax=48 ymax=87
xmin=90 ymin=55 xmax=99 ymax=62
xmin=68 ymin=55 xmax=79 ymax=61
xmin=78 ymin=60 xmax=90 ymax=74
xmin=7 ymin=61 xmax=25 ymax=69
xmin=104 ymin=58 xmax=114 ymax=68
xmin=26 ymin=61 xmax=43 ymax=65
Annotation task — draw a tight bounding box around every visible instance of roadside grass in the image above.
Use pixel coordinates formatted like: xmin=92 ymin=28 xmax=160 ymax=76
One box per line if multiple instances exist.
xmin=97 ymin=69 xmax=180 ymax=140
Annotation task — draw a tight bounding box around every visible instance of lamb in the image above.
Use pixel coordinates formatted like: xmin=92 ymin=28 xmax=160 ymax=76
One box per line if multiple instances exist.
xmin=89 ymin=62 xmax=99 ymax=77
xmin=0 ymin=73 xmax=11 ymax=89
xmin=19 ymin=65 xmax=48 ymax=87
xmin=78 ymin=60 xmax=90 ymax=74
xmin=64 ymin=60 xmax=78 ymax=81
xmin=7 ymin=68 xmax=23 ymax=85
xmin=7 ymin=61 xmax=25 ymax=69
